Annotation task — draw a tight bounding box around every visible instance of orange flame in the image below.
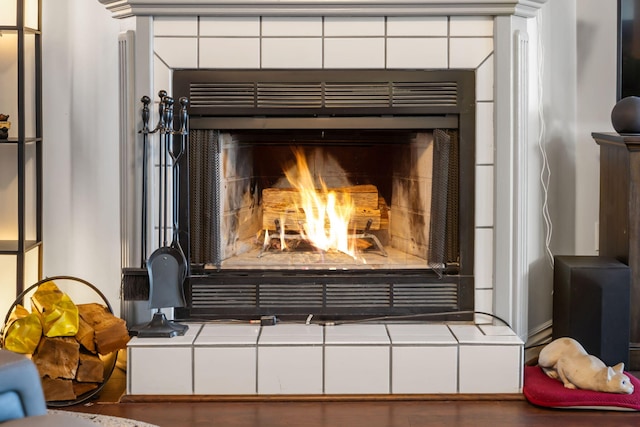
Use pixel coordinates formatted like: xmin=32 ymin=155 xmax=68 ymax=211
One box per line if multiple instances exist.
xmin=284 ymin=149 xmax=356 ymax=257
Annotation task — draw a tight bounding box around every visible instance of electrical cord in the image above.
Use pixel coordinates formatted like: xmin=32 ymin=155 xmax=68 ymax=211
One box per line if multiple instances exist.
xmin=537 ymin=11 xmax=554 ymax=270
xmin=179 ymin=310 xmax=512 ymax=329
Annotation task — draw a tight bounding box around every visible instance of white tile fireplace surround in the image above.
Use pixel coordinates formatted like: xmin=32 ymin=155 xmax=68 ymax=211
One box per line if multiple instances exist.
xmin=99 ymin=0 xmax=546 ymax=396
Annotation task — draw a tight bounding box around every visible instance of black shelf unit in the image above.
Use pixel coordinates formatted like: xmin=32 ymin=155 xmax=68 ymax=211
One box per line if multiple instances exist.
xmin=0 ymin=0 xmax=43 ymax=298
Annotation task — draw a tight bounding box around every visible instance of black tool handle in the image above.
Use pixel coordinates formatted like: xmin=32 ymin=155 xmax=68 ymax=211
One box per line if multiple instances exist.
xmin=141 ymin=95 xmax=151 ymax=133
xmin=157 ymin=92 xmax=167 ymax=246
xmin=156 ymin=90 xmax=167 ymax=133
xmin=164 ymin=96 xmax=174 ymax=132
xmin=179 ymin=97 xmax=189 ymax=135
xmin=162 ymin=96 xmax=174 ymax=247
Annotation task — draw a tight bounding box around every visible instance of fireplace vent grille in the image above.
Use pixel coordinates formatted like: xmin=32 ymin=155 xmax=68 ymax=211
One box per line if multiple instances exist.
xmin=188 ymin=81 xmax=459 ymax=111
xmin=189 ymin=280 xmax=459 ymax=310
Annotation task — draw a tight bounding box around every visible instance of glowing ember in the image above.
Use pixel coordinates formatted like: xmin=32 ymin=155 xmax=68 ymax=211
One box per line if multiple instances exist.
xmin=283 ymin=149 xmax=357 ymax=257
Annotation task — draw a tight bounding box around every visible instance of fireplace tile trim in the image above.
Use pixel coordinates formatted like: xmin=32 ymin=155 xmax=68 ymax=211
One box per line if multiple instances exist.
xmin=150 ymin=14 xmax=496 ymax=321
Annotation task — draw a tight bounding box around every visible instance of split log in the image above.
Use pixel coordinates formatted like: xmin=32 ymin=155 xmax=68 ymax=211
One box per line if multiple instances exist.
xmin=41 ymin=377 xmax=76 ymax=402
xmin=73 ymin=381 xmax=99 ymax=397
xmin=263 ymin=184 xmax=380 ymax=209
xmin=77 ymin=303 xmax=130 ymax=355
xmin=262 ymin=208 xmax=381 ymax=231
xmin=75 ymin=316 xmax=96 ymax=353
xmin=76 ymin=352 xmax=104 ymax=383
xmin=33 ymin=337 xmax=79 ymax=380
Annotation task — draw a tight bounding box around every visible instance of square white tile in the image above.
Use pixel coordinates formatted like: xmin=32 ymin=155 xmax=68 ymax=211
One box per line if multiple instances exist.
xmin=386 ymin=323 xmax=456 ymax=345
xmin=450 ymin=324 xmax=523 ymax=393
xmin=476 ymin=54 xmax=494 ymax=101
xmin=458 ymin=345 xmax=522 ymax=393
xmin=475 ymin=102 xmax=495 ymax=165
xmin=199 ymin=38 xmax=261 ymax=69
xmin=392 ymin=346 xmax=458 ymax=393
xmin=387 ymin=16 xmax=448 ymax=36
xmin=194 ymin=347 xmax=257 ymax=394
xmin=386 ymin=38 xmax=448 ymax=69
xmin=324 ymin=38 xmax=385 ymax=69
xmin=324 ymin=324 xmax=390 ymax=345
xmin=261 ymin=38 xmax=322 ymax=68
xmin=474 ymin=228 xmax=494 ymax=288
xmin=475 ymin=165 xmax=494 ymax=228
xmin=258 ymin=324 xmax=323 ymax=345
xmin=262 ymin=17 xmax=323 ymax=36
xmin=154 ymin=37 xmax=198 ymax=69
xmin=258 ymin=346 xmax=323 ymax=394
xmin=478 ymin=325 xmax=518 ymax=336
xmin=196 ymin=324 xmax=260 ymax=344
xmin=449 ymin=16 xmax=494 ymax=37
xmin=325 ymin=346 xmax=390 ymax=394
xmin=153 ymin=55 xmax=172 ymax=96
xmin=449 ymin=324 xmax=522 ymax=345
xmin=200 ymin=16 xmax=260 ymax=36
xmin=325 ymin=324 xmax=390 ymax=394
xmin=127 ymin=323 xmax=200 ymax=395
xmin=128 ymin=346 xmax=194 ymax=394
xmin=388 ymin=324 xmax=458 ymax=394
xmin=449 ymin=37 xmax=493 ymax=69
xmin=474 ymin=289 xmax=494 ymax=324
xmin=154 ymin=17 xmax=198 ymax=36
xmin=324 ymin=17 xmax=385 ymax=36
xmin=127 ymin=323 xmax=201 ymax=347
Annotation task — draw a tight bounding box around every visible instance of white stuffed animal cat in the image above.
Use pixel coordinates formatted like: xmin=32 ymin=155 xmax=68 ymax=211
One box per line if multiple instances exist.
xmin=538 ymin=337 xmax=634 ymax=394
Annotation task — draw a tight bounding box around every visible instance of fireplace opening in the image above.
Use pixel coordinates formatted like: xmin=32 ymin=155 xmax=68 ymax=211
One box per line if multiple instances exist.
xmin=173 ymin=70 xmax=475 ymax=321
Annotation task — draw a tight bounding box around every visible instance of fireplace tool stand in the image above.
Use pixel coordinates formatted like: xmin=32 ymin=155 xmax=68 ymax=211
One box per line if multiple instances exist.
xmin=134 ymin=92 xmax=190 ymax=338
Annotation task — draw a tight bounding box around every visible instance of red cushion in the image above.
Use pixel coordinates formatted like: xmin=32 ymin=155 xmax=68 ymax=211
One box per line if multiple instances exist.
xmin=523 ymin=365 xmax=640 ymax=411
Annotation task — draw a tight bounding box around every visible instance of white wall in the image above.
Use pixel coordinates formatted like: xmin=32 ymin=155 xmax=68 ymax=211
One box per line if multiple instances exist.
xmin=526 ymin=0 xmax=618 ymax=338
xmin=575 ymin=1 xmax=617 ymax=251
xmin=42 ymin=0 xmax=122 ymax=314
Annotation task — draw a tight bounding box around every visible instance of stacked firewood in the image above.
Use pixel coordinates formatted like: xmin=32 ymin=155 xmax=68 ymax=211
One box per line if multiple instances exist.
xmin=2 ymin=282 xmax=130 ymax=402
xmin=33 ymin=303 xmax=130 ymax=401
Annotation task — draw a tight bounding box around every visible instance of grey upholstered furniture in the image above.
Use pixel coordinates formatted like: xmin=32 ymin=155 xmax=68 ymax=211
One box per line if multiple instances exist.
xmin=0 ymin=349 xmax=94 ymax=426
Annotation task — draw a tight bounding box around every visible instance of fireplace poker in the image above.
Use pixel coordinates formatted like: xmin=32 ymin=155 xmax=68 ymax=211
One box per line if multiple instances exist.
xmin=167 ymin=97 xmax=189 ymax=280
xmin=155 ymin=91 xmax=167 ymax=246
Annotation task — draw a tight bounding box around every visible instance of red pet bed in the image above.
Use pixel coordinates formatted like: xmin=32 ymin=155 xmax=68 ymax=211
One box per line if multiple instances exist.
xmin=523 ymin=365 xmax=640 ymax=411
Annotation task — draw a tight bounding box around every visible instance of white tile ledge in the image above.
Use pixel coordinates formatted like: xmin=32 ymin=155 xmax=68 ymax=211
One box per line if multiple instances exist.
xmin=127 ymin=322 xmax=524 ymax=395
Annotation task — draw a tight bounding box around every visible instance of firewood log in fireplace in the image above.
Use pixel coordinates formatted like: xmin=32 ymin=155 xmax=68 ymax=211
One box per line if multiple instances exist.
xmin=262 ymin=184 xmax=385 ymax=231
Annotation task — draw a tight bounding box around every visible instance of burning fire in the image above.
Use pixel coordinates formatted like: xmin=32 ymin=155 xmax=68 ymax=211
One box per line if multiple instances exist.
xmin=282 ymin=149 xmax=357 ymax=257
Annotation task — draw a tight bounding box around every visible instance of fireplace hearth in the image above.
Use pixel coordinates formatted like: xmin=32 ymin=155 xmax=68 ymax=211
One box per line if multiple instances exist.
xmin=172 ymin=69 xmax=475 ymax=321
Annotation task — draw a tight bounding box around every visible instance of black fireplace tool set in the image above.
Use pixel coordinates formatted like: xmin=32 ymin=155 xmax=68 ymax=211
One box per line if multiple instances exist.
xmin=124 ymin=91 xmax=190 ymax=338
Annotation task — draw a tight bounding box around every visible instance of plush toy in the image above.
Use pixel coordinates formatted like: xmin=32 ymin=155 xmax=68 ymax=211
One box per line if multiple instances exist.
xmin=538 ymin=337 xmax=634 ymax=394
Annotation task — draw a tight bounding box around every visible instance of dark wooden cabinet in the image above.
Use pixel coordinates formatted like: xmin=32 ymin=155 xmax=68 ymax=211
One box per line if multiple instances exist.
xmin=593 ymin=132 xmax=640 ymax=368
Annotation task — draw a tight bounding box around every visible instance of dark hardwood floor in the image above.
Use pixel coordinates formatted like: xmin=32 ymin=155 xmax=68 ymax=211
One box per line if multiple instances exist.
xmin=67 ymin=399 xmax=640 ymax=427
xmin=58 ymin=366 xmax=640 ymax=427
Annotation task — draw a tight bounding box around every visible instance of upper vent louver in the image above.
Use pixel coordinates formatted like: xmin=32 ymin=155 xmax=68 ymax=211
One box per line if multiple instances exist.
xmin=188 ymin=80 xmax=459 ymax=113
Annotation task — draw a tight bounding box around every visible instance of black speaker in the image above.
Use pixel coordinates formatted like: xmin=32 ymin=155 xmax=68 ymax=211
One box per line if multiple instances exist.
xmin=553 ymin=256 xmax=630 ymax=367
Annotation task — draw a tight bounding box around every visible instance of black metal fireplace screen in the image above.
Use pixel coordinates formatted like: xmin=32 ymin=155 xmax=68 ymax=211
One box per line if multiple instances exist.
xmin=172 ymin=70 xmax=475 ymax=321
